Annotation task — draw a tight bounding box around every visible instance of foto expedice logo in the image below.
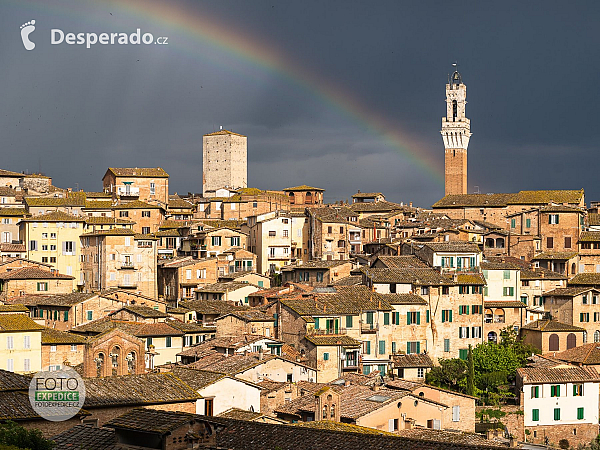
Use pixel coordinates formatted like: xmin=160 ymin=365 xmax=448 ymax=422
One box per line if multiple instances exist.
xmin=20 ymin=20 xmax=36 ymax=50
xmin=29 ymin=367 xmax=86 ymax=422
xmin=19 ymin=19 xmax=168 ymax=50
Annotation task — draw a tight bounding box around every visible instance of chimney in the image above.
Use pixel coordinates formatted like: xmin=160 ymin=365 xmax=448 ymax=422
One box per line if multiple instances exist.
xmin=258 ymin=347 xmax=264 ymax=360
xmin=409 ymin=202 xmax=413 ymax=208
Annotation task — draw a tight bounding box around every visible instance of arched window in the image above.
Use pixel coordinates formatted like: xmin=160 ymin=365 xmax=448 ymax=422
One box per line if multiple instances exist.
xmin=452 ymin=100 xmax=457 ymax=121
xmin=494 ymin=308 xmax=505 ymax=323
xmin=127 ymin=351 xmax=136 ymax=374
xmin=322 ymin=406 xmax=328 ymax=419
xmin=488 ymin=331 xmax=497 ymax=343
xmin=330 ymin=404 xmax=335 ymax=419
xmin=549 ymin=334 xmax=559 ymax=351
xmin=571 ymin=263 xmax=576 ymax=275
xmin=111 ymin=346 xmax=120 ymax=376
xmin=594 ymin=331 xmax=600 ymax=343
xmin=567 ymin=333 xmax=577 ymax=349
xmin=583 ymin=331 xmax=587 ymax=344
xmin=95 ymin=353 xmax=105 ymax=377
xmin=485 ymin=238 xmax=495 ymax=248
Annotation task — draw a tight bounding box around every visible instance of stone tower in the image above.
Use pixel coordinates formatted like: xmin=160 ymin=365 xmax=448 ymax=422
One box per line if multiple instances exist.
xmin=202 ymin=129 xmax=248 ymax=195
xmin=441 ymin=70 xmax=471 ymax=196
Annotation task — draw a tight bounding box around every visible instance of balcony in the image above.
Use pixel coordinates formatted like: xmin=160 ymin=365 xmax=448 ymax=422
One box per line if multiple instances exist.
xmin=308 ymin=327 xmax=347 ymax=336
xmin=119 ymin=262 xmax=135 ymax=270
xmin=360 ymin=323 xmax=378 ymax=334
xmin=116 ymin=186 xmax=140 ymax=197
xmin=343 ymin=359 xmax=359 ymax=370
xmin=118 ymin=283 xmax=137 ymax=289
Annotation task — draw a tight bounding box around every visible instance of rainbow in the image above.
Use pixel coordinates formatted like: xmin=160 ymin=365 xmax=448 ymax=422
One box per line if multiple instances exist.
xmin=10 ymin=0 xmax=445 ymax=185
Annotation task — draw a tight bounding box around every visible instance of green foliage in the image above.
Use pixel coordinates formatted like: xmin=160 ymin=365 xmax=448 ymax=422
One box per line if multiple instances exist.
xmin=559 ymin=439 xmax=570 ymax=449
xmin=425 ymin=358 xmax=467 ymax=391
xmin=476 ymin=408 xmax=506 ymax=421
xmin=466 ymin=345 xmax=475 ymax=396
xmin=0 ymin=422 xmax=54 ymax=450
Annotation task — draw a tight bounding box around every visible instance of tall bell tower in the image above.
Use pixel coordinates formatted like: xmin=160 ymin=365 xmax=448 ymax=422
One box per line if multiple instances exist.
xmin=441 ymin=70 xmax=471 ymax=196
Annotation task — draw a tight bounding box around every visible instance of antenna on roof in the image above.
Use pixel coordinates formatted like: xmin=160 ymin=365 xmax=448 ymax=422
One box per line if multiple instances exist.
xmin=220 ymin=125 xmax=223 ymax=131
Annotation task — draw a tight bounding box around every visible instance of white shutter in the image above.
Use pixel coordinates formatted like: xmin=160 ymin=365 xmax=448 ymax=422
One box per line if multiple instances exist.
xmin=7 ymin=336 xmax=13 ymax=350
xmin=66 ymin=266 xmax=72 ymax=276
xmin=24 ymin=336 xmax=30 ymax=349
xmin=388 ymin=418 xmax=395 ymax=432
xmin=23 ymin=359 xmax=30 ymax=372
xmin=433 ymin=419 xmax=441 ymax=430
xmin=452 ymin=405 xmax=460 ymax=422
xmin=137 ymin=254 xmax=142 ymax=263
xmin=7 ymin=359 xmax=13 ymax=372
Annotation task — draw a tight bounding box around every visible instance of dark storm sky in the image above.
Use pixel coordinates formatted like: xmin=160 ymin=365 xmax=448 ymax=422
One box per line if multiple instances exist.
xmin=1 ymin=0 xmax=599 ymax=207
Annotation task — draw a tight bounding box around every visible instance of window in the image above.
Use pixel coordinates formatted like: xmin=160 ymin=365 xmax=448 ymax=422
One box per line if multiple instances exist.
xmin=526 ymin=218 xmax=531 ymax=228
xmin=417 ymin=368 xmax=424 ymax=378
xmin=211 ymin=236 xmax=221 ymax=246
xmin=443 ymin=339 xmax=450 ymax=352
xmin=231 ymin=236 xmax=240 ymax=246
xmin=580 ymin=313 xmax=590 ymax=323
xmin=406 ymin=312 xmax=420 ymax=325
xmin=441 ymin=310 xmax=453 ymax=323
xmin=547 ymin=237 xmax=554 ymax=248
xmin=87 ymin=311 xmax=93 ymax=321
xmin=554 ymin=408 xmax=561 ymax=421
xmin=142 ymin=211 xmax=151 ymax=217
xmin=383 ymin=313 xmax=390 ymax=325
xmin=452 ymin=406 xmax=460 ymax=422
xmin=531 ymin=386 xmax=539 ymax=398
xmin=316 ymin=272 xmax=324 ymax=283
xmin=565 ymin=236 xmax=571 ymax=248
xmin=510 ymin=218 xmax=516 ymax=228
xmin=282 ymin=230 xmax=289 ymax=238
xmin=441 ymin=257 xmax=454 ymax=268
xmin=23 ymin=359 xmax=30 ymax=372
xmin=407 ymin=341 xmax=420 ymax=354
xmin=363 ymin=341 xmax=371 ymax=354
xmin=36 ymin=282 xmax=48 ymax=292
xmin=141 ymin=227 xmax=150 ymax=234
xmin=29 ymin=240 xmax=38 ymax=251
xmin=420 ymin=286 xmax=429 ymax=295
xmin=471 ymin=326 xmax=482 ymax=338
xmin=166 ymin=336 xmax=172 ymax=347
xmin=378 ymin=340 xmax=385 ymax=355
xmin=459 ymin=305 xmax=470 ymax=315
xmin=549 ymin=333 xmax=559 ymax=350
xmin=549 ymin=214 xmax=559 ymax=224
xmin=150 ymin=182 xmax=155 ymax=195
xmin=7 ymin=359 xmax=13 ymax=372
xmin=6 ymin=337 xmax=13 ymax=350
xmin=573 ymin=384 xmax=583 ymax=396
xmin=23 ymin=335 xmax=30 ymax=349
xmin=50 ymin=257 xmax=56 ymax=263
xmin=472 ymin=305 xmax=481 ymax=314
xmin=577 ymin=407 xmax=584 ymax=420
xmin=442 ymin=286 xmax=449 ymax=295
xmin=346 ymin=315 xmax=353 ymax=328
xmin=532 ymin=409 xmax=539 ymax=421
xmin=459 ymin=327 xmax=470 ymax=338
xmin=63 ymin=241 xmax=75 ymax=255
xmin=119 ymin=211 xmax=129 ymax=217
xmin=50 ymin=345 xmax=57 ymax=353
xmin=550 ymin=385 xmax=561 ymax=397
xmin=503 ymin=287 xmax=514 ymax=296
xmin=186 ymin=269 xmax=192 ymax=280
xmin=71 ymin=344 xmax=77 ymax=352
xmin=323 ymin=352 xmax=329 ymax=361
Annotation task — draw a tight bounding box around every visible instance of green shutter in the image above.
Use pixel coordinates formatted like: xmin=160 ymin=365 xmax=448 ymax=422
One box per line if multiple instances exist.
xmin=511 ymin=218 xmax=516 ymax=228
xmin=392 ymin=342 xmax=396 ymax=353
xmin=557 ymin=385 xmax=560 ymax=396
xmin=323 ymin=352 xmax=329 ymax=361
xmin=395 ymin=312 xmax=400 ymax=324
xmin=578 ymin=407 xmax=584 ymax=420
xmin=526 ymin=218 xmax=531 ymax=228
xmin=407 ymin=312 xmax=411 ymax=325
xmin=346 ymin=315 xmax=353 ymax=328
xmin=416 ymin=342 xmax=421 ymax=354
xmin=366 ymin=341 xmax=371 ymax=354
xmin=459 ymin=349 xmax=467 ymax=360
xmin=449 ymin=310 xmax=453 ymax=322
xmin=466 ymin=305 xmax=470 ymax=315
xmin=532 ymin=409 xmax=539 ymax=421
xmin=441 ymin=311 xmax=445 ymax=323
xmin=426 ymin=310 xmax=430 ymax=323
xmin=379 ymin=340 xmax=385 ymax=355
xmin=554 ymin=408 xmax=560 ymax=421
xmin=314 ymin=318 xmax=320 ymax=329
xmin=581 ymin=313 xmax=584 ymax=322
xmin=64 ymin=310 xmax=69 ymax=321
xmin=459 ymin=306 xmax=463 ymax=315
xmin=416 ymin=312 xmax=421 ymax=325
xmin=407 ymin=342 xmax=410 ymax=354
xmin=384 ymin=313 xmax=389 ymax=325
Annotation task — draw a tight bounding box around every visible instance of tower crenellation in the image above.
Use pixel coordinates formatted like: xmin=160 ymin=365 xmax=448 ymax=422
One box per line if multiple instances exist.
xmin=441 ymin=70 xmax=471 ymax=196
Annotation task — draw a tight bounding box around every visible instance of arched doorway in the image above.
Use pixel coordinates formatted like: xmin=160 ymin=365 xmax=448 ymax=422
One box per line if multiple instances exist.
xmin=549 ymin=334 xmax=559 ymax=351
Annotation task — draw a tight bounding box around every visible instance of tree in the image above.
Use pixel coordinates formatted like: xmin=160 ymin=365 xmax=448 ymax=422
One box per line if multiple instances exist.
xmin=0 ymin=421 xmax=54 ymax=450
xmin=426 ymin=358 xmax=467 ymax=391
xmin=466 ymin=345 xmax=475 ymax=396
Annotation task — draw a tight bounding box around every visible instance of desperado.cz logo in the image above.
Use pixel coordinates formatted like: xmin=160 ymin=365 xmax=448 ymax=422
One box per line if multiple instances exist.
xmin=20 ymin=19 xmax=168 ymax=50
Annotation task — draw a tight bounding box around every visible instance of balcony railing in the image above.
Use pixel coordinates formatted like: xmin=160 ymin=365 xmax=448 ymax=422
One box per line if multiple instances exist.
xmin=117 ymin=186 xmax=140 ymax=197
xmin=119 ymin=262 xmax=135 ymax=269
xmin=308 ymin=327 xmax=347 ymax=336
xmin=360 ymin=323 xmax=378 ymax=334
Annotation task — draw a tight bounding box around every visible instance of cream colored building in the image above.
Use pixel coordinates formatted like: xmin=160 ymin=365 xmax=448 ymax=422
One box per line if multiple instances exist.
xmin=19 ymin=211 xmax=86 ymax=291
xmin=80 ymin=228 xmax=158 ymax=299
xmin=245 ymin=211 xmax=292 ymax=274
xmin=0 ymin=314 xmax=43 ymax=373
xmin=202 ymin=129 xmax=247 ymax=195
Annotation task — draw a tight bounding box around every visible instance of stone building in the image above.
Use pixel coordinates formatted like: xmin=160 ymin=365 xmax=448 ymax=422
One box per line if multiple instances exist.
xmin=281 ymin=260 xmax=354 ymax=286
xmin=41 ymin=328 xmax=86 ymax=371
xmin=158 ymin=256 xmax=219 ymax=303
xmin=0 ymin=267 xmax=74 ymax=299
xmin=80 ymin=228 xmax=158 ymax=299
xmin=441 ymin=70 xmax=471 ymax=196
xmin=111 ymin=200 xmax=165 ymax=235
xmin=102 ymin=167 xmax=169 ymax=207
xmin=520 ymin=319 xmax=585 ymax=354
xmin=282 ymin=185 xmax=324 ymax=206
xmin=202 ymin=129 xmax=247 ymax=195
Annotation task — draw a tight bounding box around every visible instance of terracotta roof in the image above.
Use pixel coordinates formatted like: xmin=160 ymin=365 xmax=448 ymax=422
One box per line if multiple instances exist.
xmin=554 ymin=343 xmax=600 ymax=365
xmin=41 ymin=328 xmax=87 ymax=345
xmin=348 ymin=201 xmax=406 ymax=212
xmin=0 ymin=314 xmax=44 ymax=332
xmin=81 ymin=228 xmax=137 ymax=238
xmin=457 ymin=273 xmax=486 ymax=285
xmin=0 ymin=391 xmax=44 ymax=420
xmin=392 ymin=353 xmax=434 ymax=368
xmin=179 ymin=300 xmax=249 ymax=315
xmin=280 ymin=286 xmax=394 ymax=315
xmin=163 ymin=317 xmax=214 ymax=333
xmin=196 ymin=281 xmax=259 ymax=293
xmin=105 ymin=408 xmax=201 ymax=435
xmin=0 ymin=208 xmax=28 ymax=217
xmin=217 ymin=407 xmax=268 ymax=421
xmin=521 ymin=319 xmax=585 ymax=332
xmin=0 ymin=243 xmax=26 ymax=253
xmin=84 ymin=373 xmax=199 ymax=407
xmin=20 ymin=211 xmax=85 ymax=222
xmin=0 ymin=304 xmax=29 ymax=313
xmin=422 ymin=242 xmax=481 ymax=253
xmin=520 ymin=267 xmax=566 ymax=280
xmin=480 ymin=261 xmax=523 ymax=270
xmin=135 ymin=322 xmax=184 ymax=337
xmin=544 ymin=287 xmax=596 ymax=297
xmin=24 ymin=197 xmax=85 ymax=208
xmin=217 ymin=310 xmax=274 ymax=322
xmin=332 ymin=275 xmax=363 ymax=286
xmin=580 ymin=231 xmax=600 ymax=242
xmin=282 ymin=185 xmax=325 ymax=191
xmin=352 ymin=192 xmax=383 ymax=198
xmin=203 ymin=129 xmax=246 ymax=137
xmin=373 ymin=256 xmax=429 ymax=269
xmin=0 ymin=169 xmax=24 ymax=178
xmin=105 ymin=167 xmax=168 ymax=178
xmin=172 ymin=367 xmax=226 ymax=390
xmin=517 ymin=366 xmax=600 ymax=384
xmin=109 ymin=305 xmax=168 ymax=319
xmin=433 ymin=189 xmax=584 ymax=208
xmin=589 ymin=213 xmax=600 ymax=226
xmin=111 ymin=200 xmax=161 ymax=209
xmin=168 ymin=198 xmax=193 ymax=209
xmin=484 ymin=301 xmax=527 ymax=308
xmin=84 ymin=217 xmax=134 ymax=225
xmin=0 ymin=369 xmax=31 ymax=391
xmin=304 ymin=335 xmax=362 ymax=347
xmin=569 ymin=273 xmax=600 ymax=285
xmin=532 ymin=251 xmax=578 ymax=260
xmin=51 ymin=425 xmax=118 ymax=450
xmin=282 ymin=260 xmax=350 ymax=271
xmin=0 ymin=267 xmax=73 ymax=280
xmin=25 ymin=292 xmax=97 ymax=307
xmin=293 ymin=420 xmax=395 ymax=436
xmin=394 ymin=428 xmax=508 ymax=448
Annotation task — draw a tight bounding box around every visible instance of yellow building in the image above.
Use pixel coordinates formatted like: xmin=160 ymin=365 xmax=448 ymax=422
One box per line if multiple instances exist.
xmin=0 ymin=314 xmax=43 ymax=373
xmin=19 ymin=211 xmax=86 ymax=291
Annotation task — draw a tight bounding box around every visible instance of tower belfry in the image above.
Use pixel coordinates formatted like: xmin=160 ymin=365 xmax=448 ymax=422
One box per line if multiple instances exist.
xmin=441 ymin=69 xmax=471 ymax=196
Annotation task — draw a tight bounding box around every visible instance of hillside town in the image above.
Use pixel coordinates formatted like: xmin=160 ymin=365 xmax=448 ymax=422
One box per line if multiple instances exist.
xmin=0 ymin=72 xmax=596 ymax=449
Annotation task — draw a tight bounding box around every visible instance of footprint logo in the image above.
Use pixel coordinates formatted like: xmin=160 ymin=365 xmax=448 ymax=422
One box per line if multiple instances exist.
xmin=20 ymin=20 xmax=36 ymax=50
